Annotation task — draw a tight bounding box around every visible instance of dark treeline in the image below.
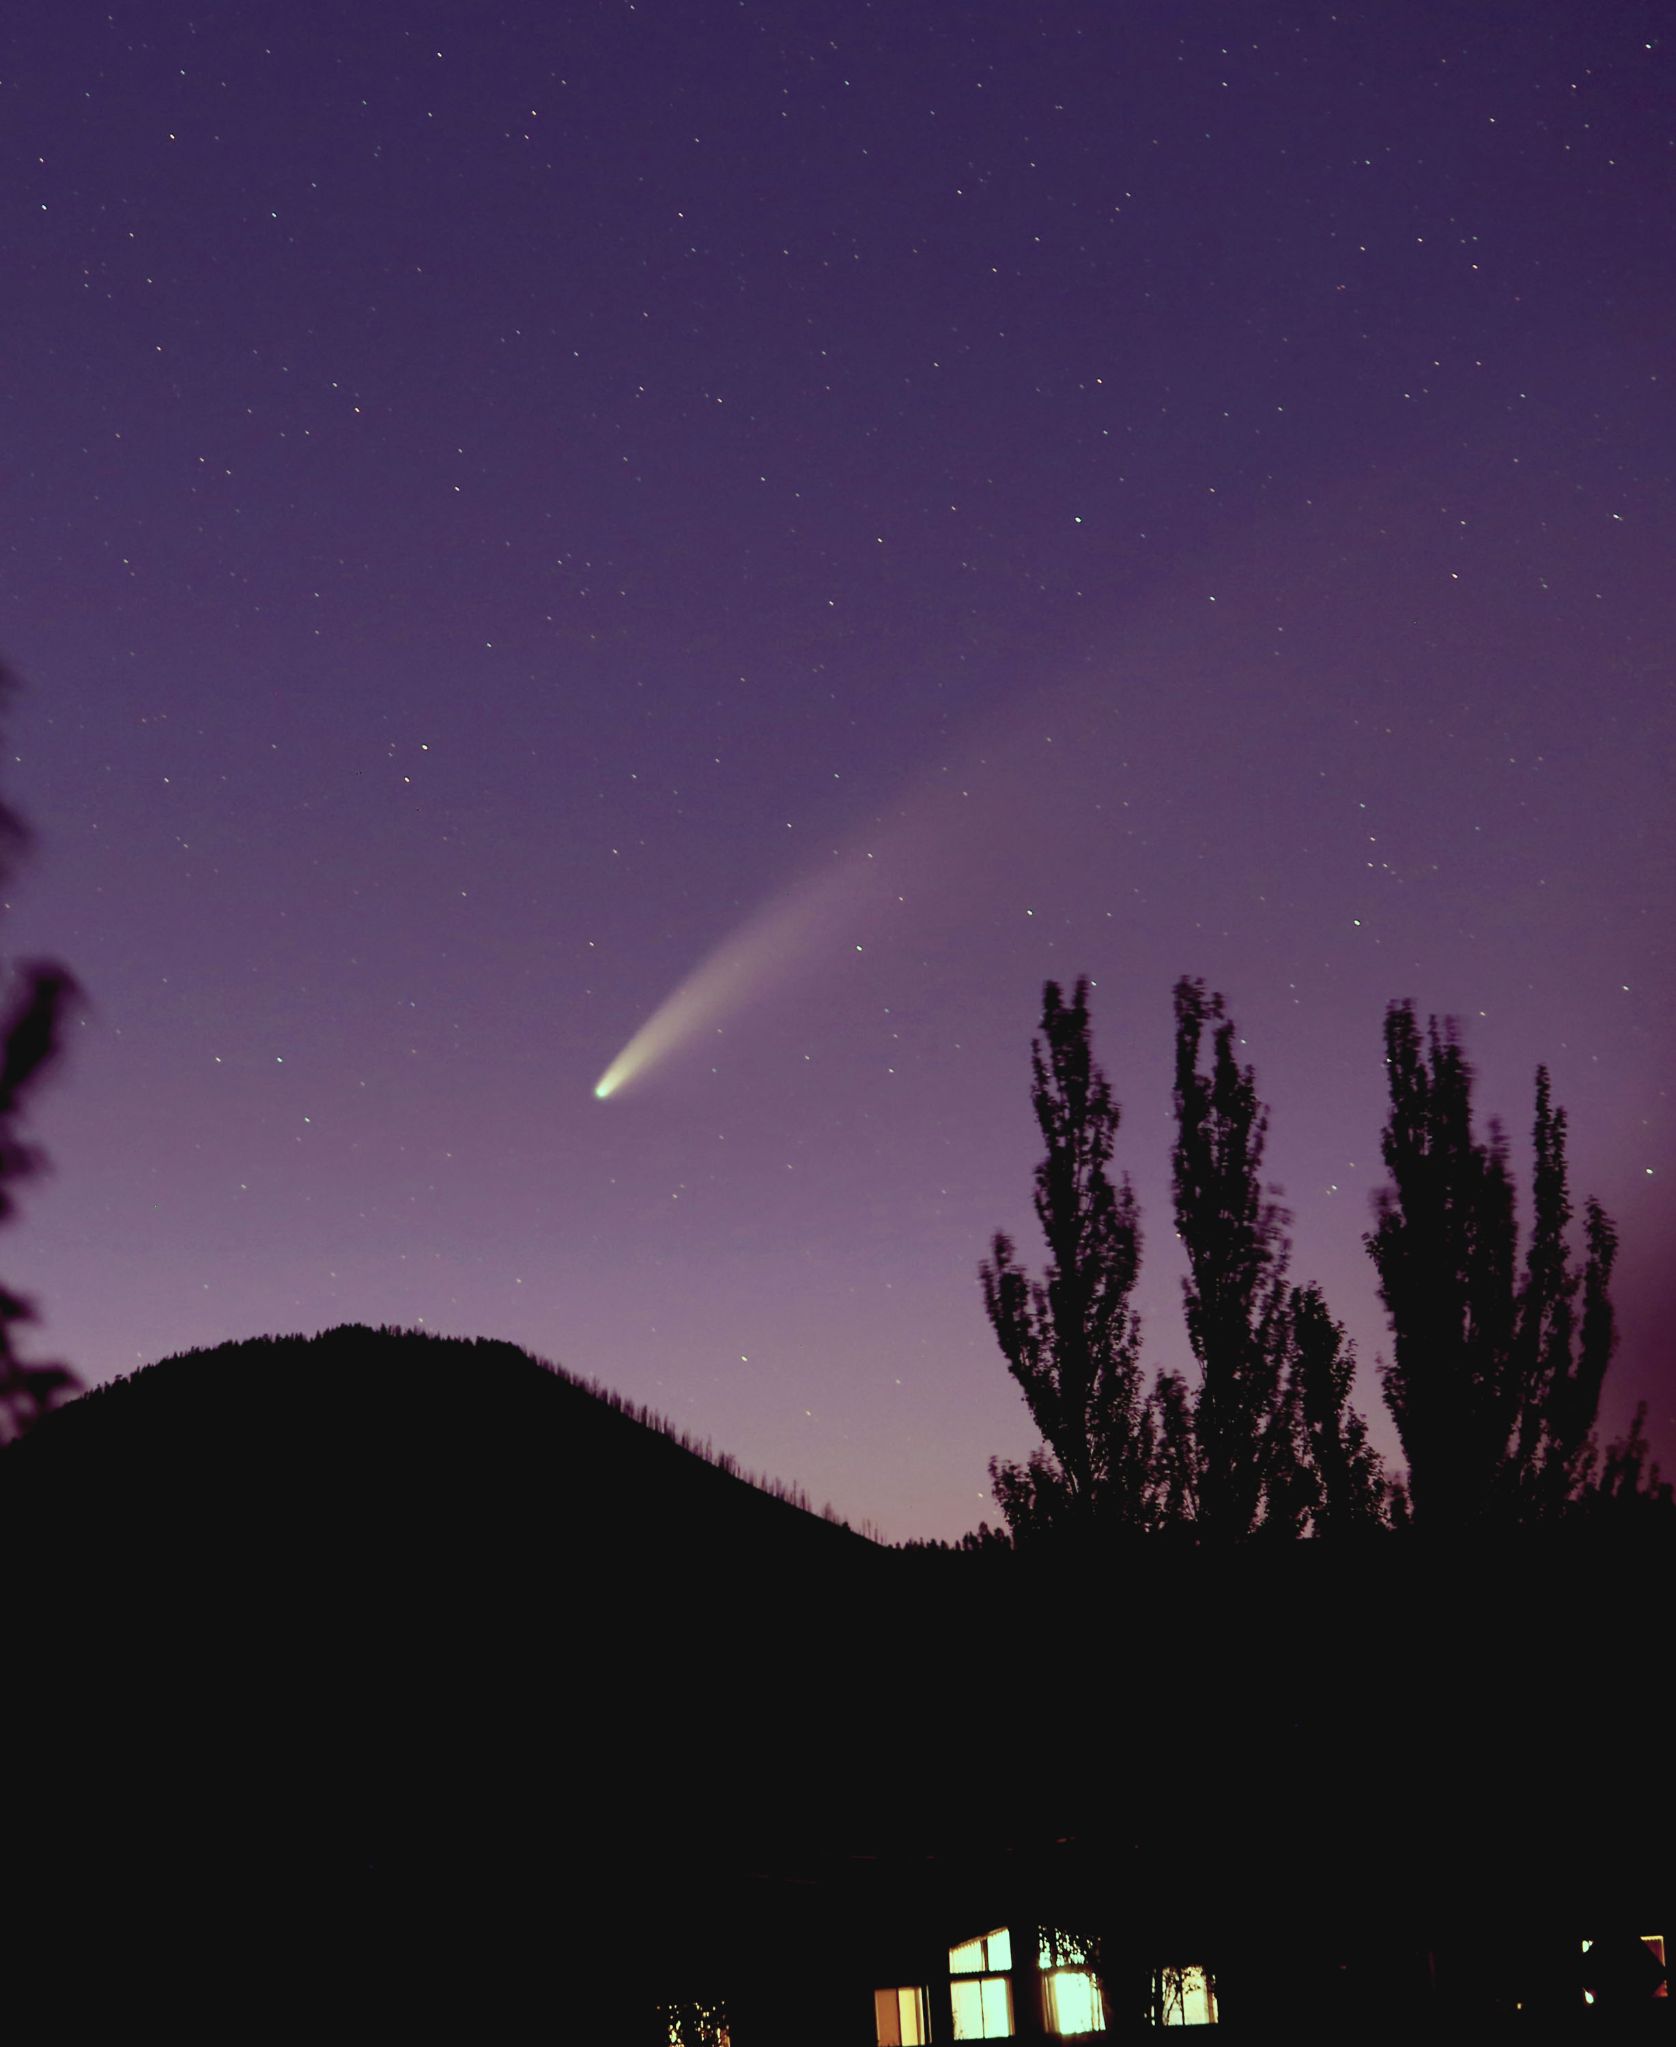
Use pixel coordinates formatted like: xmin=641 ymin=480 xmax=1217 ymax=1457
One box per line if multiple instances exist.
xmin=979 ymin=975 xmax=1669 ymax=1551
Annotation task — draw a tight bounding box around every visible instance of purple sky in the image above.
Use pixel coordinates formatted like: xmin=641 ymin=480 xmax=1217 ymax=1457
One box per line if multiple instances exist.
xmin=2 ymin=1 xmax=1670 ymax=1540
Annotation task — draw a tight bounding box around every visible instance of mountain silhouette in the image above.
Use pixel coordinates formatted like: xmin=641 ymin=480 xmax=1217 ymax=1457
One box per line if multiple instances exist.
xmin=5 ymin=1324 xmax=1667 ymax=2033
xmin=4 ymin=1325 xmax=900 ymax=2027
xmin=3 ymin=1320 xmax=878 ymax=1570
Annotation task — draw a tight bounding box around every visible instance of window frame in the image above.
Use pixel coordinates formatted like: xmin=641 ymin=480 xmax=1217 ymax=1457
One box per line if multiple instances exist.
xmin=949 ymin=1926 xmax=1015 ymax=2040
xmin=874 ymin=1984 xmax=930 ymax=2046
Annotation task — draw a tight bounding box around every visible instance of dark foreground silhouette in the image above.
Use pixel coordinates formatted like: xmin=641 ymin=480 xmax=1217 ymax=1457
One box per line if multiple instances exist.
xmin=5 ymin=1325 xmax=1668 ymax=2035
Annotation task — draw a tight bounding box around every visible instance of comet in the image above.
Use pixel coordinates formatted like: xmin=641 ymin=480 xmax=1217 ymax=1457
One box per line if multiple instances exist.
xmin=591 ymin=684 xmax=1070 ymax=1100
xmin=592 ymin=847 xmax=882 ymax=1100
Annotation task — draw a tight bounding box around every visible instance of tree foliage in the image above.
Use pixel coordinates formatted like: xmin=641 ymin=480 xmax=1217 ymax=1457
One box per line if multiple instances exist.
xmin=983 ymin=976 xmax=1387 ymax=1547
xmin=0 ymin=660 xmax=79 ymax=1444
xmin=981 ymin=979 xmax=1154 ymax=1541
xmin=1589 ymin=1401 xmax=1673 ymax=1528
xmin=1167 ymin=978 xmax=1297 ymax=1540
xmin=978 ymin=980 xmax=1648 ymax=1551
xmin=1164 ymin=980 xmax=1388 ymax=1540
xmin=1367 ymin=1003 xmax=1620 ymax=1530
xmin=1287 ymin=1282 xmax=1387 ymax=1534
xmin=0 ymin=966 xmax=79 ymax=1443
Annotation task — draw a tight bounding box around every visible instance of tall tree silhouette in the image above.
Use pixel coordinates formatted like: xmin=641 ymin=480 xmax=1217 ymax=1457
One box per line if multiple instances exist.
xmin=1367 ymin=1003 xmax=1617 ymax=1529
xmin=0 ymin=661 xmax=79 ymax=1443
xmin=1165 ymin=978 xmax=1294 ymax=1541
xmin=1287 ymin=1283 xmax=1387 ymax=1534
xmin=1165 ymin=979 xmax=1384 ymax=1539
xmin=1508 ymin=1068 xmax=1618 ymax=1517
xmin=981 ymin=979 xmax=1153 ymax=1540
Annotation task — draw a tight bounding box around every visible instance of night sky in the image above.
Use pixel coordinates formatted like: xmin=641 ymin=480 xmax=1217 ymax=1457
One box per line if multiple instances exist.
xmin=2 ymin=1 xmax=1670 ymax=1540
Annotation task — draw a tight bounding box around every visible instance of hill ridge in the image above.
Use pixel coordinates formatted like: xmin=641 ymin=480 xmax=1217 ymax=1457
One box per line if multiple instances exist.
xmin=17 ymin=1319 xmax=864 ymax=1531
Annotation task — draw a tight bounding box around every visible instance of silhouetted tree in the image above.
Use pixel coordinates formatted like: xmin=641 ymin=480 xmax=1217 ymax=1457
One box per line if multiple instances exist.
xmin=1167 ymin=978 xmax=1296 ymax=1540
xmin=0 ymin=659 xmax=79 ymax=1443
xmin=1589 ymin=1401 xmax=1674 ymax=1529
xmin=1367 ymin=1003 xmax=1618 ymax=1530
xmin=1253 ymin=1342 xmax=1315 ymax=1542
xmin=1365 ymin=1007 xmax=1513 ymax=1530
xmin=1168 ymin=980 xmax=1384 ymax=1540
xmin=1508 ymin=1070 xmax=1618 ymax=1518
xmin=981 ymin=979 xmax=1154 ymax=1541
xmin=0 ymin=966 xmax=79 ymax=1443
xmin=1287 ymin=1283 xmax=1387 ymax=1534
xmin=1148 ymin=1367 xmax=1197 ymax=1529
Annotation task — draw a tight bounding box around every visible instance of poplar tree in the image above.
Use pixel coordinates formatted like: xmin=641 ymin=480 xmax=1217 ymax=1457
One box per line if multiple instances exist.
xmin=1509 ymin=1070 xmax=1618 ymax=1517
xmin=1168 ymin=978 xmax=1295 ymax=1541
xmin=1288 ymin=1283 xmax=1387 ymax=1534
xmin=1168 ymin=979 xmax=1384 ymax=1539
xmin=981 ymin=979 xmax=1154 ymax=1541
xmin=1365 ymin=1007 xmax=1514 ymax=1529
xmin=1367 ymin=1003 xmax=1618 ymax=1529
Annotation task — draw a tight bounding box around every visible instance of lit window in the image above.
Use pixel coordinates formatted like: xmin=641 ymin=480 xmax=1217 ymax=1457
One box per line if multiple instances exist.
xmin=1043 ymin=1970 xmax=1104 ymax=2034
xmin=1157 ymin=1965 xmax=1216 ymax=2026
xmin=950 ymin=1975 xmax=1013 ymax=2039
xmin=875 ymin=1986 xmax=929 ymax=2045
xmin=1039 ymin=1930 xmax=1106 ymax=2035
xmin=951 ymin=1928 xmax=1013 ymax=1975
xmin=950 ymin=1928 xmax=1014 ymax=2039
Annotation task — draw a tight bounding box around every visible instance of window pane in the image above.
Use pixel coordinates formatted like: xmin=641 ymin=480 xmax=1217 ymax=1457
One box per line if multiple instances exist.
xmin=877 ymin=1987 xmax=925 ymax=2045
xmin=951 ymin=1979 xmax=985 ymax=2038
xmin=950 ymin=1939 xmax=985 ymax=1976
xmin=987 ymin=1928 xmax=1013 ymax=1973
xmin=952 ymin=1975 xmax=1012 ymax=2040
xmin=1161 ymin=1966 xmax=1215 ymax=2026
xmin=979 ymin=1975 xmax=1014 ymax=2037
xmin=1045 ymin=1969 xmax=1104 ymax=2034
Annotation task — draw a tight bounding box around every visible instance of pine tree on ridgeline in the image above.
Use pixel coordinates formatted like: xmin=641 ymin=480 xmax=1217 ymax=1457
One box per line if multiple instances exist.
xmin=1367 ymin=1002 xmax=1619 ymax=1531
xmin=980 ymin=979 xmax=1155 ymax=1542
